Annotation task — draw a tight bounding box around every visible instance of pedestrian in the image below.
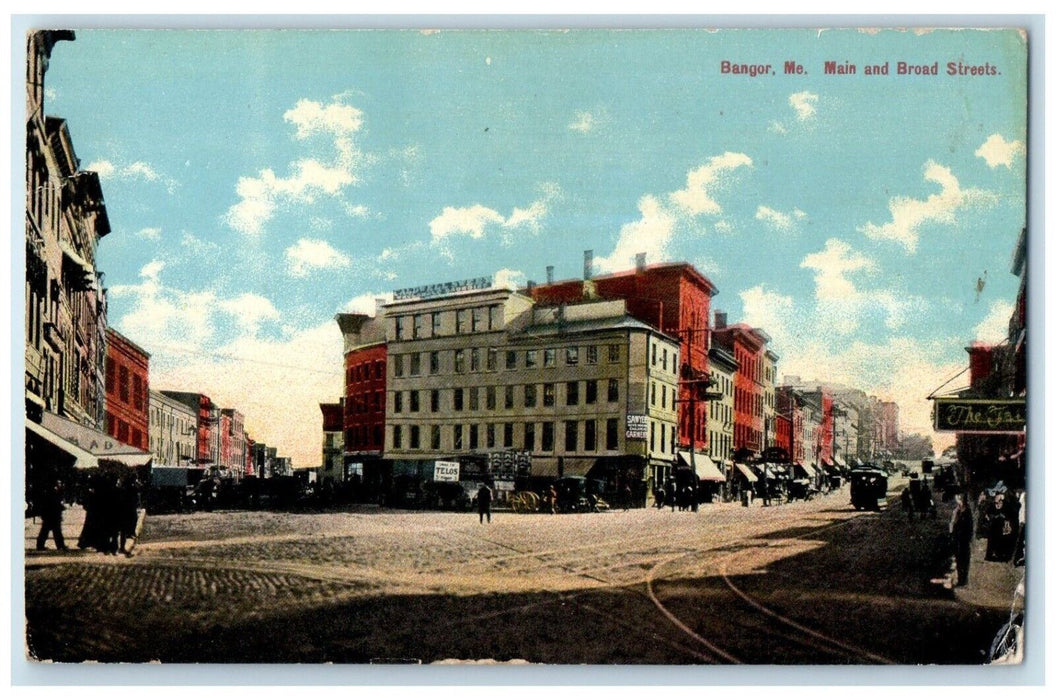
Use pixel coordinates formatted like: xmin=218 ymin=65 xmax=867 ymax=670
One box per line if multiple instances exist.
xmin=901 ymin=486 xmax=915 ymax=521
xmin=477 ymin=483 xmax=493 ymax=524
xmin=78 ymin=472 xmax=105 ymax=550
xmin=118 ymin=476 xmax=142 ymax=557
xmin=34 ymin=478 xmax=68 ymax=551
xmin=760 ymin=476 xmax=771 ymax=507
xmin=950 ymin=492 xmax=974 ymax=587
xmin=622 ymin=483 xmax=632 ymax=511
xmin=549 ymin=484 xmax=558 ymax=514
xmin=654 ymin=485 xmax=665 ymax=510
xmin=985 ymin=493 xmax=1008 ymax=561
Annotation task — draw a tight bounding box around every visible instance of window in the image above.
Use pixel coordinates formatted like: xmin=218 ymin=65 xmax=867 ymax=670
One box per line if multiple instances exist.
xmin=661 ymin=424 xmax=667 ymax=453
xmin=487 ymin=348 xmax=498 ymax=371
xmin=472 ymin=307 xmax=485 ymax=332
xmin=585 ymin=380 xmax=597 ymax=404
xmin=410 ymin=390 xmax=420 ymax=412
xmin=470 ymin=387 xmax=480 ymax=411
xmin=524 ymin=384 xmax=537 ymax=407
xmin=392 ymin=425 xmax=402 ymax=448
xmin=486 ymin=423 xmax=496 ymax=448
xmin=608 ymin=379 xmax=619 ymax=402
xmin=586 ymin=345 xmax=598 ymax=365
xmin=544 ymin=348 xmax=556 ymax=367
xmin=486 ymin=386 xmax=497 ymax=410
xmin=133 ymin=375 xmax=143 ymax=410
xmin=432 ymin=312 xmax=441 ymax=336
xmin=652 ymin=343 xmax=657 ymax=365
xmin=431 ymin=425 xmax=441 ymax=450
xmin=566 ymin=381 xmax=579 ymax=406
xmin=413 ymin=314 xmax=423 ymax=339
xmin=471 ymin=348 xmax=481 ymax=372
xmin=490 ymin=305 xmax=502 ymax=330
xmin=454 ymin=349 xmax=465 ymax=373
xmin=410 ymin=353 xmax=421 ymax=376
xmin=608 ymin=344 xmax=620 ymax=363
xmin=409 ymin=425 xmax=420 ymax=449
xmin=650 ymin=382 xmax=656 ymax=406
xmin=454 ymin=424 xmax=464 ymax=450
xmin=105 ymin=357 xmax=115 ymax=392
xmin=469 ymin=424 xmax=479 ymax=450
xmin=429 ymin=351 xmax=440 ymax=375
xmin=506 ymin=350 xmax=517 ymax=370
xmin=542 ymin=422 xmax=555 ymax=452
xmin=566 ymin=347 xmax=579 ymax=366
xmin=662 ymin=348 xmax=668 ymax=372
xmin=431 ymin=389 xmax=440 ymax=412
xmin=526 ymin=350 xmax=538 ymax=368
xmin=394 ymin=392 xmax=403 ymax=414
xmin=504 ymin=423 xmax=513 ymax=448
xmin=565 ymin=421 xmax=578 ymax=452
xmin=651 ymin=422 xmax=656 ymax=451
xmin=662 ymin=385 xmax=667 ymax=409
xmin=505 ymin=385 xmax=515 ymax=409
xmin=119 ymin=366 xmax=130 ymax=402
xmin=524 ymin=422 xmax=536 ymax=451
xmin=456 ymin=309 xmax=469 ymax=334
xmin=606 ymin=418 xmax=619 ymax=450
xmin=394 ymin=355 xmax=405 ymax=377
xmin=584 ymin=420 xmax=597 ymax=451
xmin=454 ymin=388 xmax=464 ymax=411
xmin=395 ymin=316 xmax=405 ymax=340
xmin=543 ymin=383 xmax=555 ymax=407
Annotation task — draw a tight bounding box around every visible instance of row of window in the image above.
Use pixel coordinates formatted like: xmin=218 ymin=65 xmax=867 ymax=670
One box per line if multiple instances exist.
xmin=392 ymin=379 xmax=621 ymax=414
xmin=347 ymin=391 xmax=385 ymax=416
xmin=391 ymin=418 xmax=623 ymax=453
xmin=392 ymin=343 xmax=622 ymax=378
xmin=347 ymin=359 xmax=385 ymax=385
xmin=649 ymin=342 xmax=679 ymax=374
xmin=345 ymin=423 xmax=384 ymax=450
xmin=734 ymin=386 xmax=766 ymax=418
xmin=648 ymin=422 xmax=678 ymax=455
xmin=648 ymin=380 xmax=678 ymax=412
xmin=393 ymin=304 xmax=503 ymax=340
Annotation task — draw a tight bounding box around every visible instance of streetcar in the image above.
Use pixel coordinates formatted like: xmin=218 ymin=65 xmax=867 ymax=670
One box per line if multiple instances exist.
xmin=849 ymin=468 xmax=889 ymax=510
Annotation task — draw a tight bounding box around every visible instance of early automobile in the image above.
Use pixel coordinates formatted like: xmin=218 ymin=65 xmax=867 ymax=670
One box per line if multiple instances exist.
xmin=849 ymin=468 xmax=889 ymax=511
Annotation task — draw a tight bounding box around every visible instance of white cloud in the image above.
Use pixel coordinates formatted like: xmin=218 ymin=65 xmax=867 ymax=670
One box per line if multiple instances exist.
xmin=669 ymin=152 xmax=753 ymax=216
xmin=342 ymin=291 xmax=394 ymax=315
xmin=344 ymin=204 xmax=371 ymax=219
xmin=493 ymin=268 xmax=526 ymax=290
xmin=224 ymin=98 xmax=367 ymax=236
xmin=973 ymin=300 xmax=1014 ymax=343
xmin=755 ymin=205 xmax=806 ymax=231
xmin=180 ymin=232 xmax=220 ymax=256
xmin=594 ymin=195 xmax=677 ymax=273
xmin=739 ymin=285 xmax=796 ymax=346
xmin=768 ymin=121 xmax=788 ymax=135
xmin=789 ymin=91 xmax=819 ymax=120
xmin=85 ymin=158 xmax=178 ymax=192
xmin=429 ymin=183 xmax=561 ymax=244
xmin=569 ymin=111 xmax=597 ymax=133
xmin=217 ymin=293 xmax=281 ymax=335
xmin=800 ymin=238 xmax=874 ymax=301
xmin=135 ymin=227 xmax=162 ymax=240
xmin=858 ymin=160 xmax=997 ymax=253
xmin=284 ymin=238 xmax=353 ymax=278
xmin=975 ymin=133 xmax=1025 ymax=169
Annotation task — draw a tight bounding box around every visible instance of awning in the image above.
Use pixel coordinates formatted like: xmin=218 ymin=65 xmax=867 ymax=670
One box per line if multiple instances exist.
xmin=796 ymin=463 xmax=818 ymax=479
xmin=833 ymin=455 xmax=847 ymax=468
xmin=534 ymin=457 xmax=597 ymax=478
xmin=26 ymin=419 xmax=98 ymax=469
xmin=40 ymin=411 xmax=152 ymax=467
xmin=676 ymin=451 xmax=725 ymax=482
xmin=734 ymin=462 xmax=758 ymax=483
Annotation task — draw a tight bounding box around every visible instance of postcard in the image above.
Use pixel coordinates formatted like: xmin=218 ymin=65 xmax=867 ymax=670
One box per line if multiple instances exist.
xmin=20 ymin=24 xmax=1029 ymax=670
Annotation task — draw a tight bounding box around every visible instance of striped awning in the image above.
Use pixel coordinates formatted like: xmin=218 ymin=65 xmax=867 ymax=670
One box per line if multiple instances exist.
xmin=39 ymin=412 xmax=152 ymax=467
xmin=734 ymin=462 xmax=758 ymax=483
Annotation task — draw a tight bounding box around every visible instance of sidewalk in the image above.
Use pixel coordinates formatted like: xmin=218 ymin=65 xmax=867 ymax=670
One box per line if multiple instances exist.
xmin=952 ymin=536 xmax=1025 ymax=612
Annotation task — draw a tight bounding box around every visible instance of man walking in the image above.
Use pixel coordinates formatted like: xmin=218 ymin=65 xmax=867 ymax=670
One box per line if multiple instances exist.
xmin=35 ymin=478 xmax=67 ymax=551
xmin=477 ymin=483 xmax=493 ymax=524
xmin=950 ymin=492 xmax=975 ymax=587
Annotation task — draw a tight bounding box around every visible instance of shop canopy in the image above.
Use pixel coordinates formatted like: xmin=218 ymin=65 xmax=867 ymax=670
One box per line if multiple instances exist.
xmin=833 ymin=455 xmax=847 ymax=468
xmin=38 ymin=412 xmax=152 ymax=467
xmin=676 ymin=452 xmax=725 ymax=482
xmin=26 ymin=419 xmax=98 ymax=469
xmin=734 ymin=462 xmax=758 ymax=483
xmin=796 ymin=463 xmax=818 ymax=479
xmin=533 ymin=457 xmax=597 ymax=478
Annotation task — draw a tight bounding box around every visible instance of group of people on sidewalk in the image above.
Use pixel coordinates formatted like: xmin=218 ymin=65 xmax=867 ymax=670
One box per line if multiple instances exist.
xmin=943 ymin=483 xmax=1025 ymax=589
xmin=32 ymin=471 xmax=143 ymax=558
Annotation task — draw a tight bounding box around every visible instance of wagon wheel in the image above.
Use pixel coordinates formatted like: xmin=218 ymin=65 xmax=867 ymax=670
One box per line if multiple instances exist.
xmin=510 ymin=491 xmax=535 ymax=514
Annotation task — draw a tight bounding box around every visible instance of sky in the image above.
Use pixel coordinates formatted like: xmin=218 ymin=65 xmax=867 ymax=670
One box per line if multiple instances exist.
xmin=40 ymin=27 xmax=1027 ymax=466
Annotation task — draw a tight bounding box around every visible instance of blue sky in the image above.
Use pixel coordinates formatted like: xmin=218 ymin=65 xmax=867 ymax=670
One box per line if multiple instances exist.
xmin=42 ymin=28 xmax=1027 ymax=465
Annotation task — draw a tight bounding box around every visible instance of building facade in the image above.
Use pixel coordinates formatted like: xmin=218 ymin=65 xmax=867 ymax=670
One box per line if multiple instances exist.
xmin=382 ymin=289 xmax=680 ymax=500
xmin=219 ymin=408 xmax=246 ymax=478
xmin=104 ymin=328 xmax=150 ymax=452
xmin=160 ymin=391 xmax=219 ymax=467
xmin=147 ymin=389 xmax=198 ymax=466
xmin=25 ymin=30 xmax=110 ymax=431
xmin=707 ymin=345 xmax=737 ymax=469
xmin=320 ymin=402 xmax=344 ymax=484
xmin=529 ymin=254 xmax=717 ymax=454
xmin=712 ymin=315 xmax=771 ymax=457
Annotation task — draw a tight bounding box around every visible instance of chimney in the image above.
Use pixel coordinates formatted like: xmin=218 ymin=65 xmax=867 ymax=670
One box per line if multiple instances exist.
xmin=714 ymin=311 xmax=727 ymax=329
xmin=526 ymin=279 xmax=535 ymax=294
xmin=635 ymin=252 xmax=647 ymax=271
xmin=546 ymin=265 xmax=554 ymax=285
xmin=583 ymin=250 xmax=593 ymax=280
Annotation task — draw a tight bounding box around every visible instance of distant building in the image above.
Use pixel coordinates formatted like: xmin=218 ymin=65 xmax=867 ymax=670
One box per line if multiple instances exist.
xmin=147 ymin=389 xmax=198 ymax=466
xmin=320 ymin=401 xmax=344 ymax=484
xmin=707 ymin=345 xmax=737 ymax=469
xmin=712 ymin=314 xmax=772 ymax=457
xmin=160 ymin=391 xmax=220 ymax=467
xmin=104 ymin=328 xmax=150 ymax=452
xmin=219 ymin=408 xmax=246 ymax=478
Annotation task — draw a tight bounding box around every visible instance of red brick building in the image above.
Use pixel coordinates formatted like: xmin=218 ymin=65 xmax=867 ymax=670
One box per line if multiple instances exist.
xmin=104 ymin=328 xmax=149 ymax=451
xmin=343 ymin=341 xmax=387 ymax=456
xmin=711 ymin=316 xmax=770 ymax=456
xmin=529 ymin=256 xmax=717 ymax=452
xmin=774 ymin=412 xmax=792 ymax=458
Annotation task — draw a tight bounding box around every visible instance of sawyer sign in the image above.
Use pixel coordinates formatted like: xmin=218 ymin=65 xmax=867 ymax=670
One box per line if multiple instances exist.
xmin=393 ymin=276 xmax=491 ymax=301
xmin=932 ymin=398 xmax=1026 ymax=433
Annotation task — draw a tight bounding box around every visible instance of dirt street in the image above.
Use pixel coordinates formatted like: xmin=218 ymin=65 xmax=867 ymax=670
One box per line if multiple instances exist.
xmin=24 ymin=484 xmax=1005 ymax=664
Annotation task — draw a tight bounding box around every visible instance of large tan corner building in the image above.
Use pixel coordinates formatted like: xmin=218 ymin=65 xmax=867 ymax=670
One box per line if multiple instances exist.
xmin=381 ymin=287 xmax=680 ymax=502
